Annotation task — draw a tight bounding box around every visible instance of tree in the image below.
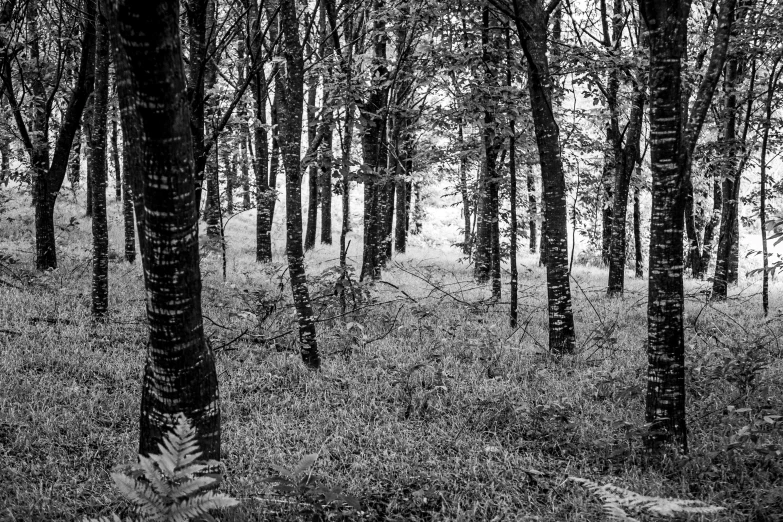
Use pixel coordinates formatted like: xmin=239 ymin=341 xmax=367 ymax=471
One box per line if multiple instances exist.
xmin=637 ymin=0 xmax=691 ymax=453
xmin=108 ymin=0 xmax=221 ymax=459
xmin=278 ymin=0 xmax=320 ymax=369
xmin=491 ymin=0 xmax=576 ymax=354
xmin=91 ymin=7 xmax=110 ymax=318
xmin=1 ymin=0 xmax=96 ymax=270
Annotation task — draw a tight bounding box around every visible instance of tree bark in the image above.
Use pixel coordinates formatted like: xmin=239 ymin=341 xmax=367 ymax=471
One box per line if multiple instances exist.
xmin=305 ymin=80 xmax=319 ymax=251
xmin=111 ymin=106 xmax=121 ymax=202
xmin=638 ymin=0 xmax=690 ymax=454
xmin=279 ymin=0 xmax=320 ymax=369
xmin=108 ymin=0 xmax=220 ymax=460
xmin=320 ymin=111 xmax=334 ymax=245
xmin=122 ymin=120 xmax=136 ymax=264
xmin=91 ymin=9 xmax=110 ymax=318
xmin=509 ymin=0 xmax=575 ymax=354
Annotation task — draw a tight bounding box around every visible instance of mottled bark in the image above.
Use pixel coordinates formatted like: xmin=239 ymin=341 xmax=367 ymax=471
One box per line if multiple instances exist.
xmin=509 ymin=0 xmax=575 ymax=354
xmin=68 ymin=126 xmax=81 ymax=189
xmin=638 ymin=0 xmax=690 ymax=454
xmin=359 ymin=1 xmax=389 ymax=282
xmin=85 ymin=95 xmax=94 ymax=217
xmin=205 ymin=140 xmax=220 ymax=237
xmin=91 ymin=10 xmax=109 ymax=318
xmin=528 ymin=169 xmax=537 ymax=253
xmin=600 ymin=0 xmax=620 ymax=267
xmin=109 ymin=0 xmax=220 ymax=459
xmin=279 ymin=0 xmax=320 ymax=369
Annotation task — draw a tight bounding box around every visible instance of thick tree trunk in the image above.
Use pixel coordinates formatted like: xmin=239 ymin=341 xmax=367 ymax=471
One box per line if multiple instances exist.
xmin=109 ymin=0 xmax=220 ymax=459
xmin=510 ymin=1 xmax=575 ymax=354
xmin=91 ymin=11 xmax=110 ymax=318
xmin=639 ymin=0 xmax=690 ymax=454
xmin=279 ymin=0 xmax=320 ymax=369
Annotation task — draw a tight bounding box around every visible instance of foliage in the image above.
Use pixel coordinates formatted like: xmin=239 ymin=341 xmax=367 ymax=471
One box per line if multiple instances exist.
xmin=83 ymin=415 xmax=238 ymax=522
xmin=570 ymin=477 xmax=725 ymax=521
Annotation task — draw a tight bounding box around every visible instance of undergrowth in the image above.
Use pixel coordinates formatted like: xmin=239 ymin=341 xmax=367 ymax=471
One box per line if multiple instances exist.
xmin=2 ymin=194 xmax=783 ymax=521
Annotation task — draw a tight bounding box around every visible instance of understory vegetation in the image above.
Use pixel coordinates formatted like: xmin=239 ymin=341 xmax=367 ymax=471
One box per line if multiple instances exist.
xmin=2 ymin=195 xmax=782 ymax=521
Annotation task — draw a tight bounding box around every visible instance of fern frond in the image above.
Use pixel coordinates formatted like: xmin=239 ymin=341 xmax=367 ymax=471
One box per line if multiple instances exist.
xmin=166 ymin=491 xmax=240 ymax=522
xmin=111 ymin=473 xmax=167 ymax=519
xmin=137 ymin=455 xmax=171 ymax=498
xmin=169 ymin=476 xmax=218 ymax=499
xmin=570 ymin=477 xmax=724 ymax=519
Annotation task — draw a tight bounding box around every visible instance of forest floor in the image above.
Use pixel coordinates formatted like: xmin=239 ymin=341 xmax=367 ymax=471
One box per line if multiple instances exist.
xmin=2 ymin=189 xmax=783 ymax=521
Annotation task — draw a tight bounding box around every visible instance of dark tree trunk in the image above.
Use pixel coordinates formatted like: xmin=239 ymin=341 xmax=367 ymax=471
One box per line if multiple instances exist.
xmin=412 ymin=182 xmax=422 ymax=235
xmin=85 ymin=95 xmax=94 ymax=217
xmin=226 ymin=144 xmax=235 ymax=214
xmin=186 ymin=0 xmax=209 ymax=210
xmin=607 ymin=63 xmax=646 ymax=296
xmin=112 ymin=107 xmax=122 ymax=202
xmin=122 ymin=120 xmax=136 ymax=264
xmin=91 ymin=10 xmax=110 ymax=318
xmin=340 ymin=103 xmax=354 ymax=268
xmin=633 ymin=182 xmax=643 ymax=278
xmin=359 ymin=2 xmax=389 ymax=282
xmin=510 ymin=1 xmax=575 ymax=354
xmin=320 ymin=111 xmax=333 ymax=245
xmin=638 ymin=0 xmax=690 ymax=454
xmin=205 ymin=140 xmax=220 ymax=237
xmin=474 ymin=155 xmax=491 ymax=282
xmin=109 ymin=0 xmax=220 ymax=460
xmin=279 ymin=0 xmax=320 ymax=369
xmin=599 ymin=0 xmax=620 ymax=267
xmin=305 ymin=81 xmax=319 ymax=251
xmin=528 ymin=169 xmax=537 ymax=253
xmin=243 ymin=0 xmax=271 ymax=263
xmin=684 ymin=0 xmax=737 ymax=279
xmin=457 ymin=124 xmax=471 ymax=255
xmin=712 ymin=50 xmax=740 ymax=300
xmin=701 ymin=176 xmax=721 ymax=271
xmin=394 ymin=129 xmax=411 ymax=254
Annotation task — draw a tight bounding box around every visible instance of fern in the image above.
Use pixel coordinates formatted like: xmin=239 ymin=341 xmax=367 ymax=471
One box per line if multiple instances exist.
xmin=84 ymin=415 xmax=238 ymax=522
xmin=570 ymin=477 xmax=724 ymax=521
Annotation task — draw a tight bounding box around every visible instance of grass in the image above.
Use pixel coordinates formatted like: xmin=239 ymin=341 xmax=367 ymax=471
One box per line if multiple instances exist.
xmin=1 ymin=187 xmax=783 ymax=521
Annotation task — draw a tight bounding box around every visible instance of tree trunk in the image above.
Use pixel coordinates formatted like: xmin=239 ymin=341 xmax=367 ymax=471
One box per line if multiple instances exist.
xmin=109 ymin=0 xmax=220 ymax=460
xmin=638 ymin=0 xmax=690 ymax=454
xmin=122 ymin=120 xmax=136 ymax=264
xmin=528 ymin=169 xmax=537 ymax=253
xmin=91 ymin=10 xmax=110 ymax=318
xmin=510 ymin=1 xmax=575 ymax=354
xmin=633 ymin=181 xmax=643 ymax=278
xmin=112 ymin=107 xmax=122 ymax=202
xmin=759 ymin=60 xmax=779 ymax=315
xmin=599 ymin=0 xmax=620 ymax=267
xmin=320 ymin=112 xmax=334 ymax=245
xmin=712 ymin=51 xmax=740 ymax=300
xmin=701 ymin=176 xmax=721 ymax=271
xmin=279 ymin=0 xmax=320 ymax=369
xmin=69 ymin=126 xmax=81 ymax=189
xmin=305 ymin=80 xmax=319 ymax=251
xmin=85 ymin=95 xmax=94 ymax=217
xmin=187 ymin=0 xmax=209 ymax=210
xmin=607 ymin=62 xmax=646 ymax=296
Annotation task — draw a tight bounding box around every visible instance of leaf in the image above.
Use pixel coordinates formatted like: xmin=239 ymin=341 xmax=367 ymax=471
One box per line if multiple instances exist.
xmin=292 ymin=453 xmax=319 ymax=475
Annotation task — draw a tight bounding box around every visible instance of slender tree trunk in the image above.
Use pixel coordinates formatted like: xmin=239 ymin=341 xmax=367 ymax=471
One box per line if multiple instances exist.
xmin=457 ymin=124 xmax=471 ymax=255
xmin=112 ymin=107 xmax=121 ymax=202
xmin=122 ymin=120 xmax=136 ymax=263
xmin=320 ymin=111 xmax=334 ymax=244
xmin=305 ymin=80 xmax=319 ymax=251
xmin=633 ymin=181 xmax=643 ymax=278
xmin=91 ymin=10 xmax=110 ymax=318
xmin=712 ymin=52 xmax=740 ymax=300
xmin=279 ymin=0 xmax=319 ymax=369
xmin=510 ymin=1 xmax=575 ymax=354
xmin=109 ymin=0 xmax=220 ymax=459
xmin=528 ymin=169 xmax=537 ymax=253
xmin=607 ymin=62 xmax=646 ymax=296
xmin=69 ymin=126 xmax=81 ymax=189
xmin=759 ymin=60 xmax=779 ymax=315
xmin=226 ymin=146 xmax=235 ymax=214
xmin=599 ymin=0 xmax=620 ymax=267
xmin=85 ymin=95 xmax=94 ymax=217
xmin=701 ymin=175 xmax=721 ymax=271
xmin=187 ymin=0 xmax=209 ymax=210
xmin=394 ymin=128 xmax=410 ymax=254
xmin=340 ymin=103 xmax=354 ymax=268
xmin=638 ymin=0 xmax=690 ymax=454
xmin=205 ymin=139 xmax=220 ymax=237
